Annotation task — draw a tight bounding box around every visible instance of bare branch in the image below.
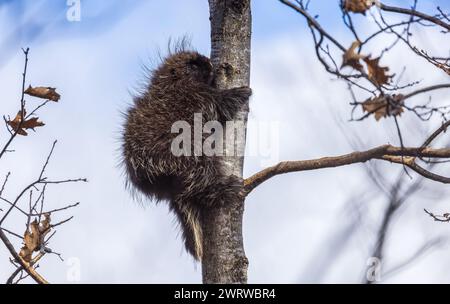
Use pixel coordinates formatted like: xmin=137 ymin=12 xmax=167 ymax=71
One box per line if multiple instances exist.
xmin=279 ymin=0 xmax=346 ymax=51
xmin=0 ymin=172 xmax=11 ymax=197
xmin=424 ymin=208 xmax=450 ymax=222
xmin=0 ymin=48 xmax=29 ymax=159
xmin=379 ymin=2 xmax=450 ymax=31
xmin=6 ymin=251 xmax=45 ymax=284
xmin=0 ymin=48 xmax=85 ymax=284
xmin=404 ymin=84 xmax=450 ymax=100
xmin=244 ymin=141 xmax=450 ymax=195
xmin=0 ymin=229 xmax=48 ymax=284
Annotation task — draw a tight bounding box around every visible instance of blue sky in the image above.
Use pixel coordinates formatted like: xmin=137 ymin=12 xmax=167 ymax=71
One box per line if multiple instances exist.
xmin=1 ymin=0 xmax=447 ymax=37
xmin=0 ymin=0 xmax=449 ymax=283
xmin=1 ymin=0 xmax=447 ymax=63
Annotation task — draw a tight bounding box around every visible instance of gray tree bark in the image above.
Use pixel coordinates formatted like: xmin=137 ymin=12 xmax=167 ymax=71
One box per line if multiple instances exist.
xmin=202 ymin=0 xmax=252 ymax=283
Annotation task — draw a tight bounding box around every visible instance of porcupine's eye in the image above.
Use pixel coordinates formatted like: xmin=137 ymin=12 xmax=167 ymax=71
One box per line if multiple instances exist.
xmin=187 ymin=58 xmax=200 ymax=69
xmin=187 ymin=58 xmax=210 ymax=82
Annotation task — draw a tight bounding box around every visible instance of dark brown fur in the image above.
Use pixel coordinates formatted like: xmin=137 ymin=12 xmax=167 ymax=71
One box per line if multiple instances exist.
xmin=122 ymin=49 xmax=251 ymax=260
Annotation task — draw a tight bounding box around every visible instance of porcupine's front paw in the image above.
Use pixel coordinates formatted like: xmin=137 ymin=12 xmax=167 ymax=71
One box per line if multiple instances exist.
xmin=232 ymin=86 xmax=252 ymax=100
xmin=220 ymin=87 xmax=252 ymax=120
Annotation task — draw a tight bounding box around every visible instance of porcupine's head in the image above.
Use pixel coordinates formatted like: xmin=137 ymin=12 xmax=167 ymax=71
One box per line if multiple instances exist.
xmin=152 ymin=51 xmax=215 ymax=87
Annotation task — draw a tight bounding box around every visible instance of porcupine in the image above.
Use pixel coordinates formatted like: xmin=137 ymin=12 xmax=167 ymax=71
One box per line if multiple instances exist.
xmin=122 ymin=45 xmax=252 ymax=260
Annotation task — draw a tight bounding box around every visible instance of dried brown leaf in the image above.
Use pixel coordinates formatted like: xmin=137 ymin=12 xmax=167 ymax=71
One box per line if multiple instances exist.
xmin=25 ymin=85 xmax=60 ymax=102
xmin=364 ymin=56 xmax=393 ymax=86
xmin=362 ymin=94 xmax=404 ymax=121
xmin=20 ymin=220 xmax=40 ymax=262
xmin=40 ymin=213 xmax=51 ymax=237
xmin=7 ymin=110 xmax=45 ymax=136
xmin=342 ymin=41 xmax=366 ymax=71
xmin=18 ymin=214 xmax=52 ymax=263
xmin=343 ymin=0 xmax=375 ymax=14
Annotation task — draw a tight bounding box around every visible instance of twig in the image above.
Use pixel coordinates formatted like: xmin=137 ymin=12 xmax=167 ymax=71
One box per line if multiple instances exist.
xmin=0 ymin=48 xmax=30 ymax=160
xmin=424 ymin=208 xmax=450 ymax=222
xmin=379 ymin=2 xmax=450 ymax=31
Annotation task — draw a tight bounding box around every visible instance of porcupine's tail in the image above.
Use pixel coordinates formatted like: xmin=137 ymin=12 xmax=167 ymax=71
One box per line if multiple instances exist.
xmin=172 ymin=173 xmax=244 ymax=261
xmin=172 ymin=201 xmax=203 ymax=261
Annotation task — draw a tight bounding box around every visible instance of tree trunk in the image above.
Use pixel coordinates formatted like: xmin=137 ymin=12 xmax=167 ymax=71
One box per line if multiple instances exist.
xmin=202 ymin=0 xmax=252 ymax=283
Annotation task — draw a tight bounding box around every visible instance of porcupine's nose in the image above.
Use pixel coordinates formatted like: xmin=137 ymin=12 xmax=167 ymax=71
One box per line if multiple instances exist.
xmin=208 ymin=70 xmax=215 ymax=86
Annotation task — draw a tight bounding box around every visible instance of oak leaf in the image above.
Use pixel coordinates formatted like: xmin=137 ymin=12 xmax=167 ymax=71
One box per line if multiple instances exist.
xmin=364 ymin=56 xmax=393 ymax=86
xmin=19 ymin=214 xmax=51 ymax=263
xmin=362 ymin=94 xmax=404 ymax=121
xmin=343 ymin=0 xmax=375 ymax=14
xmin=7 ymin=110 xmax=45 ymax=136
xmin=24 ymin=85 xmax=60 ymax=102
xmin=342 ymin=41 xmax=366 ymax=71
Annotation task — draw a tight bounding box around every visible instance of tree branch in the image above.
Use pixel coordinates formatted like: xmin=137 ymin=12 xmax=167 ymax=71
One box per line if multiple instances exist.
xmin=0 ymin=48 xmax=29 ymax=160
xmin=279 ymin=0 xmax=346 ymax=52
xmin=0 ymin=229 xmax=48 ymax=284
xmin=244 ymin=143 xmax=450 ymax=195
xmin=379 ymin=3 xmax=450 ymax=31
